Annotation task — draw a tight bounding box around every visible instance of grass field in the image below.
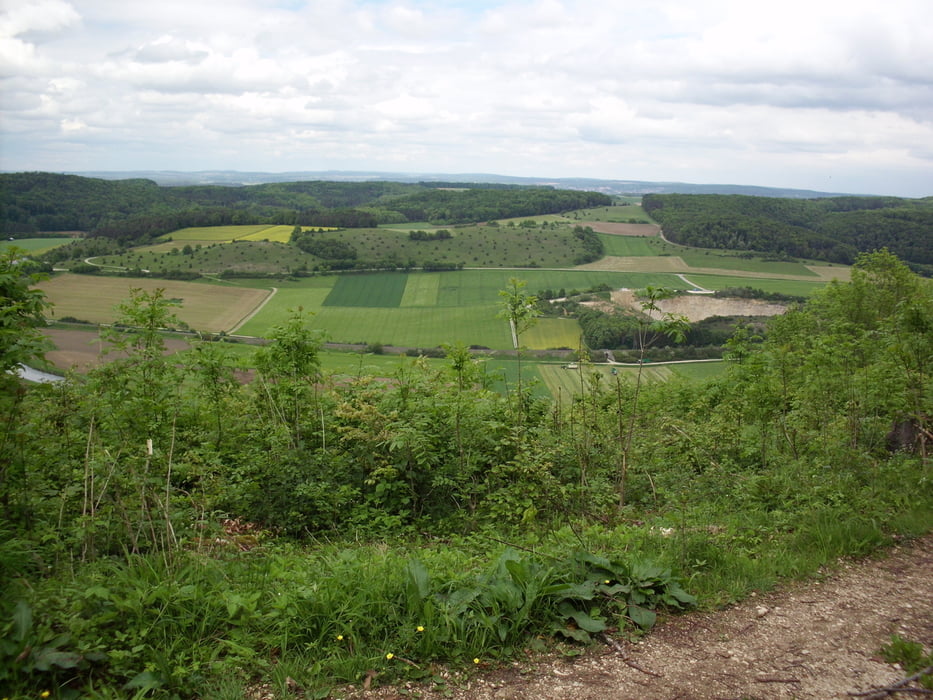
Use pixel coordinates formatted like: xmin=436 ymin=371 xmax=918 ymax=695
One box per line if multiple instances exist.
xmin=2 ymin=237 xmax=74 ymax=254
xmin=323 ymin=273 xmax=408 ymax=308
xmin=232 ymin=270 xmax=683 ymax=348
xmin=36 ymin=264 xmax=831 ymax=352
xmin=523 ymin=318 xmax=583 ymax=350
xmin=400 ymin=274 xmax=441 ymax=307
xmin=331 ymin=224 xmax=597 ymax=268
xmin=679 ymin=274 xmax=829 ymax=297
xmin=224 ymin=277 xmax=475 ymax=346
xmin=38 ymin=274 xmax=270 ymax=333
xmin=568 ymin=204 xmax=655 ymax=223
xmin=598 ymin=235 xmax=665 ymax=257
xmin=536 ymin=360 xmax=726 ymax=399
xmin=95 ymin=240 xmax=318 ymax=276
xmin=162 ymin=225 xmax=273 ymax=242
xmin=675 ymin=250 xmax=819 ymax=276
xmin=239 ymin=225 xmax=295 ymax=242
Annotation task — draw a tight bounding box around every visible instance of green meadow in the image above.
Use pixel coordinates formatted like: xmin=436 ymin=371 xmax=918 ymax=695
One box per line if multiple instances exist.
xmin=2 ymin=237 xmax=73 ymax=254
xmin=675 ymin=250 xmax=820 ymax=276
xmin=571 ymin=204 xmax=655 ymax=222
xmin=680 ymin=274 xmax=830 ymax=296
xmin=598 ymin=234 xmax=664 ymax=257
xmin=162 ymin=225 xmax=273 ymax=241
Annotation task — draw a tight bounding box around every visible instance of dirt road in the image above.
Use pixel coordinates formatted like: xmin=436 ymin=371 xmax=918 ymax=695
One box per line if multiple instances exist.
xmin=344 ymin=536 xmax=932 ymax=700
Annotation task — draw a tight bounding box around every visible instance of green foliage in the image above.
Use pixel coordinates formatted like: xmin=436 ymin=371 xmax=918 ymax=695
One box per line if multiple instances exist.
xmin=0 ymin=248 xmax=52 ymax=374
xmin=549 ymin=553 xmax=696 ymax=638
xmin=0 ymin=540 xmax=693 ymax=696
xmin=1 ymin=250 xmax=931 ymax=696
xmin=643 ymin=192 xmax=933 ymax=269
xmin=292 ymin=233 xmax=358 ymax=260
xmin=881 ymin=635 xmax=933 ymax=689
xmin=712 ymin=286 xmax=806 ymax=303
xmin=1 ymin=172 xmax=611 ymax=243
xmin=570 ymin=225 xmax=605 ymax=265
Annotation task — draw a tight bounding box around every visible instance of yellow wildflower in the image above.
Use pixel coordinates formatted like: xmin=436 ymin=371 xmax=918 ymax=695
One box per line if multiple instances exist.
xmin=386 ymin=652 xmax=394 ymax=660
xmin=416 ymin=625 xmax=424 ymax=632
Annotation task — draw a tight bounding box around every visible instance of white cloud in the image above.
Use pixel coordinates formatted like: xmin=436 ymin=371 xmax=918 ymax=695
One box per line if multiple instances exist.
xmin=1 ymin=0 xmax=931 ymax=195
xmin=0 ymin=0 xmax=80 ymax=36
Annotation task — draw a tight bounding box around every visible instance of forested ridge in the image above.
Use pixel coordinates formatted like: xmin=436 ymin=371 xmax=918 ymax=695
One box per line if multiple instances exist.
xmin=0 ymin=172 xmax=611 ymax=240
xmin=643 ymin=193 xmax=933 ymax=273
xmin=2 ymin=248 xmax=931 ymax=697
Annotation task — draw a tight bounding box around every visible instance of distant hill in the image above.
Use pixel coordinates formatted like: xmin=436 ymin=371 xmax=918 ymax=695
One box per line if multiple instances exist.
xmin=643 ymin=193 xmax=933 ymax=274
xmin=59 ymin=170 xmax=852 ymax=199
xmin=0 ymin=172 xmax=610 ymax=239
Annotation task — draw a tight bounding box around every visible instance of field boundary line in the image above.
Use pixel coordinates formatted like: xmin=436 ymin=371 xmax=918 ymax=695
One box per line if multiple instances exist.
xmin=230 ymin=287 xmax=277 ymax=333
xmin=677 ymin=274 xmax=714 ymax=293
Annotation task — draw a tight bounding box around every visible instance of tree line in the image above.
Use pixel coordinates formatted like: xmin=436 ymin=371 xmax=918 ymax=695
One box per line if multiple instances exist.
xmin=643 ymin=193 xmax=933 ymax=274
xmin=1 ymin=173 xmax=611 ymax=241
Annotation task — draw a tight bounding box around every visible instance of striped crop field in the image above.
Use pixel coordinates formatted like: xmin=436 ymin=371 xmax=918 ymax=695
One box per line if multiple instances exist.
xmin=161 ymin=225 xmax=273 ymax=242
xmin=401 ymin=274 xmax=441 ymax=307
xmin=323 ymin=273 xmax=408 ymax=308
xmin=572 ymin=205 xmax=655 ymax=223
xmin=524 ymin=318 xmax=582 ymax=350
xmin=537 ymin=363 xmax=673 ymax=399
xmin=232 ymin=279 xmax=337 ymax=334
xmin=436 ymin=270 xmax=687 ymax=306
xmin=233 ymin=269 xmax=697 ymax=349
xmin=313 ymin=305 xmax=513 ymax=349
xmin=238 ymin=225 xmax=295 ymax=243
xmin=598 ymin=235 xmax=664 ymax=257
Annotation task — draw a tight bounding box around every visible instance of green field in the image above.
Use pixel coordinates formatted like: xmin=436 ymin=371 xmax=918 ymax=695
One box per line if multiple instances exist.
xmin=232 ymin=270 xmax=686 ymax=349
xmin=324 ymin=273 xmax=408 ymax=308
xmin=598 ymin=235 xmax=665 ymax=257
xmin=329 ymin=224 xmax=597 ymax=268
xmin=524 ymin=318 xmax=583 ymax=349
xmin=95 ymin=240 xmax=319 ymax=276
xmin=569 ymin=204 xmax=655 ymax=223
xmin=34 ymin=204 xmax=848 ymax=359
xmin=537 ymin=360 xmax=726 ymax=399
xmin=239 ymin=225 xmax=295 ymax=242
xmin=675 ymin=250 xmax=819 ymax=276
xmin=162 ymin=225 xmax=273 ymax=242
xmin=400 ymin=274 xmax=441 ymax=307
xmin=680 ymin=274 xmax=829 ymax=297
xmin=2 ymin=237 xmax=74 ymax=254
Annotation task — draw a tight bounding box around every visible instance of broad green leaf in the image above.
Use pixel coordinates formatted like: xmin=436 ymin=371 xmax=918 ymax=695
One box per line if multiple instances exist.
xmin=627 ymin=604 xmax=657 ymax=629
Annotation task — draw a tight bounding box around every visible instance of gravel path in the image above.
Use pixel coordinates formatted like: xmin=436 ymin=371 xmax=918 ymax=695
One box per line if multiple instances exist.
xmin=344 ymin=535 xmax=932 ymax=700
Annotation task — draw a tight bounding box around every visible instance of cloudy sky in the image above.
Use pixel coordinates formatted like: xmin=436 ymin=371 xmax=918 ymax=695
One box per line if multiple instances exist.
xmin=2 ymin=0 xmax=931 ymax=196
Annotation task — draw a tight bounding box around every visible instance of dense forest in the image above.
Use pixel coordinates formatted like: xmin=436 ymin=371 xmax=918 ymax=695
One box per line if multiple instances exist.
xmin=643 ymin=193 xmax=933 ymax=274
xmin=0 ymin=173 xmax=612 ymax=241
xmin=2 ymin=248 xmax=931 ymax=697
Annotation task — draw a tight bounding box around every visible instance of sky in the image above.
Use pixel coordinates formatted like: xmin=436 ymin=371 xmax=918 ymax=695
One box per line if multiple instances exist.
xmin=1 ymin=0 xmax=932 ymax=196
